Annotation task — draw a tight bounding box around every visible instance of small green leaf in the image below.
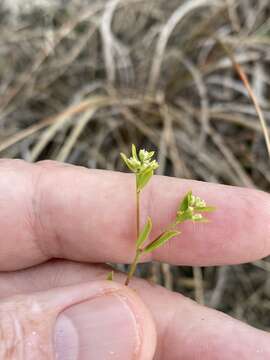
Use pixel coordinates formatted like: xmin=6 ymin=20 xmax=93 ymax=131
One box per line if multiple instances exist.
xmin=192 ymin=216 xmax=209 ymax=223
xmin=136 ymin=217 xmax=152 ymax=248
xmin=143 ymin=230 xmax=180 ymax=254
xmin=139 ymin=149 xmax=146 ymax=162
xmin=179 ymin=191 xmax=192 ymax=212
xmin=176 ymin=210 xmax=193 ymax=223
xmin=149 ymin=159 xmax=159 ymax=170
xmin=136 ymin=168 xmax=153 ymax=191
xmin=120 ymin=152 xmax=127 ymax=163
xmin=132 ymin=144 xmax=138 ymax=161
xmin=121 ymin=153 xmax=141 ymax=172
xmin=106 ymin=271 xmax=114 ymax=281
xmin=194 ymin=206 xmax=215 ymax=212
xmin=139 ymin=149 xmax=155 ymax=162
xmin=121 ymin=153 xmax=133 ymax=171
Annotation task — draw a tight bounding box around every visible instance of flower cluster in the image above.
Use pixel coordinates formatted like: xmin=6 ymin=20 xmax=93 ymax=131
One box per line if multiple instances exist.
xmin=121 ymin=145 xmax=158 ymax=174
xmin=121 ymin=145 xmax=159 ymax=191
xmin=176 ymin=191 xmax=214 ymax=223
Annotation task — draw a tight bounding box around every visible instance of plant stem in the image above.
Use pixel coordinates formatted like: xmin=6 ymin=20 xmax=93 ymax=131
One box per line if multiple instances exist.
xmin=125 ymin=175 xmax=141 ymax=286
xmin=136 ymin=190 xmax=140 ymax=239
xmin=125 ymin=249 xmax=142 ymax=286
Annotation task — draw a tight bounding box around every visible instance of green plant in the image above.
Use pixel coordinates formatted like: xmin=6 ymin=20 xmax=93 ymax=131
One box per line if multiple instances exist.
xmin=120 ymin=145 xmax=215 ymax=286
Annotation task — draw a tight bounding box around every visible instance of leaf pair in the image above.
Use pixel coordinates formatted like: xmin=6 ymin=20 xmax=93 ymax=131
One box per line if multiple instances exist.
xmin=136 ymin=217 xmax=180 ymax=254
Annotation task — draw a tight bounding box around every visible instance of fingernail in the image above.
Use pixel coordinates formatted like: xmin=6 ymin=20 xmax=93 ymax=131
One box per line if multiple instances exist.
xmin=54 ymin=293 xmax=141 ymax=360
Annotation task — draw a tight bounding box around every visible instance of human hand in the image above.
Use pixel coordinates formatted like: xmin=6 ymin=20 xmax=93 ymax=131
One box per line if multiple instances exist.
xmin=0 ymin=160 xmax=270 ymax=359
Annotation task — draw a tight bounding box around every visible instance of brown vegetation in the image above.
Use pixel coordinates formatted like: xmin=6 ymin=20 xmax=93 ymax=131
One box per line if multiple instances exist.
xmin=0 ymin=0 xmax=270 ymax=329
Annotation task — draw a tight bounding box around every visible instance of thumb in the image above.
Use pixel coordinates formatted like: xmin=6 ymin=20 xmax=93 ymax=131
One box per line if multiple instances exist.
xmin=0 ymin=281 xmax=157 ymax=359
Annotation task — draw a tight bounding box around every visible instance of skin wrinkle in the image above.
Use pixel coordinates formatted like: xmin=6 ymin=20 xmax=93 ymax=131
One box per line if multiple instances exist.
xmin=0 ymin=312 xmax=12 ymax=358
xmin=0 ymin=307 xmax=29 ymax=359
xmin=156 ymin=298 xmax=178 ymax=360
xmin=1 ymin=288 xmax=138 ymax=359
xmin=29 ymin=165 xmax=51 ymax=262
xmin=159 ymin=293 xmax=200 ymax=360
xmin=239 ymin=191 xmax=270 ymax=262
xmin=33 ymin=161 xmax=69 ymax=259
xmin=228 ymin=191 xmax=263 ymax=263
xmin=114 ymin=293 xmax=142 ymax=360
xmin=35 ymin=162 xmax=138 ymax=262
xmin=11 ymin=312 xmax=25 ymax=359
xmin=36 ymin=163 xmax=95 ymax=259
xmin=0 ymin=161 xmax=43 ymax=270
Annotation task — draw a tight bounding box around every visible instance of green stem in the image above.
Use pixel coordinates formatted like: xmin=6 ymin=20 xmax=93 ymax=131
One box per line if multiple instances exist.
xmin=136 ymin=190 xmax=140 ymax=239
xmin=125 ymin=176 xmax=141 ymax=286
xmin=125 ymin=249 xmax=142 ymax=286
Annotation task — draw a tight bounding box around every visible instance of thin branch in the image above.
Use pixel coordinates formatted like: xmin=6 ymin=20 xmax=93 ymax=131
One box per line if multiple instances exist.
xmin=218 ymin=40 xmax=270 ymax=159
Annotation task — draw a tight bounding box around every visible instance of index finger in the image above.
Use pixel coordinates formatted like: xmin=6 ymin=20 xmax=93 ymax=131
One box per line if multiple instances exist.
xmin=0 ymin=159 xmax=269 ymax=271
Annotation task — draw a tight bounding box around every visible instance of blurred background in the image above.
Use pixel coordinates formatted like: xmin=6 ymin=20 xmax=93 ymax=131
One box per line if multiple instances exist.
xmin=0 ymin=0 xmax=270 ymax=330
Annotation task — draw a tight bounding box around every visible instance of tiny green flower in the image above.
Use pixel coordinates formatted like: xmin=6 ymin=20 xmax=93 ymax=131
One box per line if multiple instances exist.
xmin=190 ymin=195 xmax=206 ymax=208
xmin=120 ymin=153 xmax=141 ymax=172
xmin=121 ymin=144 xmax=159 ymax=192
xmin=139 ymin=149 xmax=154 ymax=162
xmin=191 ymin=213 xmax=203 ymax=221
xmin=176 ymin=191 xmax=214 ymax=224
xmin=121 ymin=145 xmax=158 ymax=174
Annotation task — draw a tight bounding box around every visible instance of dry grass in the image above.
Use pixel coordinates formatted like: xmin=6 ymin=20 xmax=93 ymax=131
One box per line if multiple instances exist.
xmin=1 ymin=0 xmax=270 ymax=329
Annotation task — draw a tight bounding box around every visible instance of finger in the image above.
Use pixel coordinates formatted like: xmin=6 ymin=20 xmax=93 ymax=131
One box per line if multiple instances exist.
xmin=0 ymin=279 xmax=156 ymax=360
xmin=1 ymin=260 xmax=269 ymax=359
xmin=0 ymin=159 xmax=270 ymax=270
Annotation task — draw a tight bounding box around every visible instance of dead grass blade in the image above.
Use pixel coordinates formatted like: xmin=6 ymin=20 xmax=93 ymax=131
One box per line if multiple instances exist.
xmin=218 ymin=40 xmax=270 ymax=159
